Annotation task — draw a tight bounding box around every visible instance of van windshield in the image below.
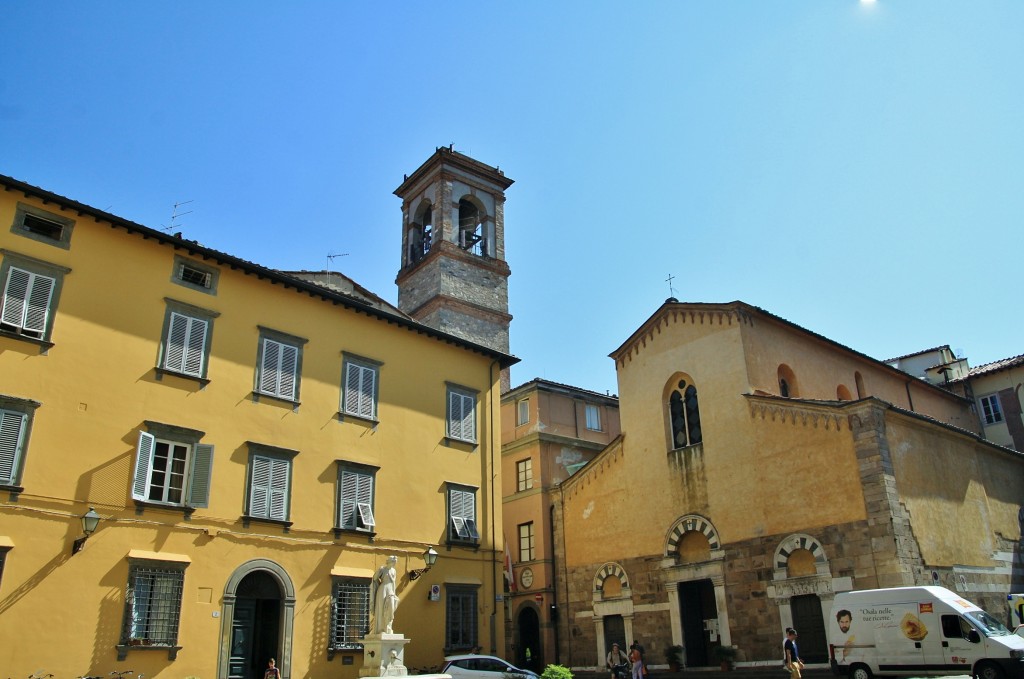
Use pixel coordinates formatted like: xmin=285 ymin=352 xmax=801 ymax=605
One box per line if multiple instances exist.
xmin=964 ymin=610 xmax=1011 ymax=637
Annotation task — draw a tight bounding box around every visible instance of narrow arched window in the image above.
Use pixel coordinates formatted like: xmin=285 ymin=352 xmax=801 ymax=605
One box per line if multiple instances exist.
xmin=409 ymin=203 xmax=433 ymax=264
xmin=777 ymin=364 xmax=799 ymax=398
xmin=669 ymin=379 xmax=702 ymax=449
xmin=458 ymin=199 xmax=485 ymax=255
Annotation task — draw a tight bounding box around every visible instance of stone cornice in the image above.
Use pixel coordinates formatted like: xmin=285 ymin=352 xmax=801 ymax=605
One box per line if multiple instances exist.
xmin=396 ymin=240 xmax=512 ymax=284
xmin=745 ymin=394 xmax=848 ymax=432
xmin=502 ymin=431 xmax=610 ymax=455
xmin=611 ymin=304 xmax=753 ymax=367
xmin=405 ymin=294 xmax=513 ymax=327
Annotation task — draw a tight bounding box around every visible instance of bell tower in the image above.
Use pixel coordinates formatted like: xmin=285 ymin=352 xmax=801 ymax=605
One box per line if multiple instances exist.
xmin=395 ymin=147 xmax=514 ymax=389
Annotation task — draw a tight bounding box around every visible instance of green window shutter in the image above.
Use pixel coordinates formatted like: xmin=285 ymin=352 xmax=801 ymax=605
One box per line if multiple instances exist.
xmin=186 ymin=443 xmax=214 ymax=508
xmin=0 ymin=410 xmax=27 ymax=485
xmin=132 ymin=431 xmax=156 ymax=501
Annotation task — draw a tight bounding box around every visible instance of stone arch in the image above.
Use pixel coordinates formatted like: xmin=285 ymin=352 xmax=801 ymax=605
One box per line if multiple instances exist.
xmin=774 ymin=533 xmax=828 ymax=572
xmin=218 ymin=559 xmax=297 ymax=679
xmin=457 ymin=194 xmax=490 ymax=256
xmin=407 ymin=199 xmax=434 ymax=263
xmin=837 ymin=385 xmax=852 ymax=401
xmin=664 ymin=514 xmax=720 ymax=557
xmin=855 ymin=371 xmax=866 ymax=399
xmin=594 ymin=561 xmax=631 ymax=594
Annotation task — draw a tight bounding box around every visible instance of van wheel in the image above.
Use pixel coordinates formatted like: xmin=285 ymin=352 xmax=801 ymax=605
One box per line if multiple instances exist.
xmin=975 ymin=662 xmax=1004 ymax=679
xmin=850 ymin=664 xmax=873 ymax=679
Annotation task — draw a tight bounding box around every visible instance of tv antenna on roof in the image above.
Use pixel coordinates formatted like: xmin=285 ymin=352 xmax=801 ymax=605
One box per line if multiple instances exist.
xmin=327 ymin=251 xmax=349 ymax=281
xmin=161 ymin=200 xmax=194 ymax=234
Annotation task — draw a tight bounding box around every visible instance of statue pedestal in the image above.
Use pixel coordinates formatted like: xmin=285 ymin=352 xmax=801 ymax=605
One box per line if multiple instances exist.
xmin=360 ymin=633 xmax=410 ymax=677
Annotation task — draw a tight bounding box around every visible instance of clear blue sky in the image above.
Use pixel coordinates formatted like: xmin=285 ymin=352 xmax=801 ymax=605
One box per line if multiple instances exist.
xmin=3 ymin=2 xmax=1022 ymax=396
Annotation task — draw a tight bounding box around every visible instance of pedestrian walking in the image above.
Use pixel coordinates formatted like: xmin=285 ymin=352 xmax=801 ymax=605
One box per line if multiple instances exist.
xmin=784 ymin=628 xmax=804 ymax=679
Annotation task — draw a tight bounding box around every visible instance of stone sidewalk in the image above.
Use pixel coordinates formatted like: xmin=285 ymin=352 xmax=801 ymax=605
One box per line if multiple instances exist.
xmin=566 ymin=665 xmax=835 ymax=679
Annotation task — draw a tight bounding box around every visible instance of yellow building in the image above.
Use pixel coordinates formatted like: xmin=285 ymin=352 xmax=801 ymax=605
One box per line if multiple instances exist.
xmin=500 ymin=379 xmax=620 ymax=670
xmin=0 ymin=162 xmax=516 ymax=678
xmin=552 ymin=300 xmax=1023 ymax=669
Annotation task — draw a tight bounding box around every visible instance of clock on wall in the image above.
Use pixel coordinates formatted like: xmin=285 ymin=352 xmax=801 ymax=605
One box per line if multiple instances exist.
xmin=519 ymin=567 xmax=534 ymax=589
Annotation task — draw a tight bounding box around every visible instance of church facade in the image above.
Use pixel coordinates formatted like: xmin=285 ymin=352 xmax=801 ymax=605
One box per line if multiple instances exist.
xmin=551 ymin=300 xmax=1023 ymax=670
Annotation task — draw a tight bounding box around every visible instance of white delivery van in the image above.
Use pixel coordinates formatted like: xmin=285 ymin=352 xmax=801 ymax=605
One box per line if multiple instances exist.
xmin=828 ymin=586 xmax=1024 ymax=679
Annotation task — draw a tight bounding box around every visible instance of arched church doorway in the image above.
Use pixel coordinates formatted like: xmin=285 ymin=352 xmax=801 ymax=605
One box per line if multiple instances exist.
xmin=516 ymin=606 xmax=541 ymax=671
xmin=790 ymin=594 xmax=827 ymax=662
xmin=229 ymin=570 xmax=282 ymax=679
xmin=679 ymin=579 xmax=718 ymax=667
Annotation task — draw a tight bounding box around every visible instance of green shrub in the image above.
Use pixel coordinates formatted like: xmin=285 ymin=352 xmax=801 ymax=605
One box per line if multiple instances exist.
xmin=540 ymin=664 xmax=574 ymax=679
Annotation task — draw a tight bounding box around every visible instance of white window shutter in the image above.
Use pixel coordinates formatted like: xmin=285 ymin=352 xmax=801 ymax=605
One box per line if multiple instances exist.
xmin=357 ymin=365 xmax=376 ymax=418
xmin=460 ymin=393 xmax=475 ymax=440
xmin=186 ymin=443 xmax=214 ymax=508
xmin=339 ymin=469 xmax=359 ymax=528
xmin=250 ymin=456 xmax=271 ymax=517
xmin=260 ymin=339 xmax=281 ymax=394
xmin=132 ymin=431 xmax=156 ymax=501
xmin=23 ymin=273 xmax=55 ymax=334
xmin=268 ymin=457 xmax=289 ymax=520
xmin=449 ymin=391 xmax=463 ymax=439
xmin=278 ymin=344 xmax=298 ymax=400
xmin=183 ymin=317 xmax=207 ymax=376
xmin=164 ymin=313 xmax=188 ymax=372
xmin=0 ymin=410 xmax=27 ymax=485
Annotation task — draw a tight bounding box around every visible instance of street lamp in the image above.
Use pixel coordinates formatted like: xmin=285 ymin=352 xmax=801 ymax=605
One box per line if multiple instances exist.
xmin=408 ymin=547 xmax=439 ymax=580
xmin=71 ymin=507 xmax=101 ymax=555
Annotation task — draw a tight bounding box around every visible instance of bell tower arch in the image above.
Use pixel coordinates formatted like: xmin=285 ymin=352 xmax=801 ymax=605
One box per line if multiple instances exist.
xmin=395 ymin=146 xmax=514 ymax=389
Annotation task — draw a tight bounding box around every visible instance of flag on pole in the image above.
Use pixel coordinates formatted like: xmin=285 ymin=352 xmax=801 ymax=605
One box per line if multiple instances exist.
xmin=504 ymin=535 xmax=517 ymax=593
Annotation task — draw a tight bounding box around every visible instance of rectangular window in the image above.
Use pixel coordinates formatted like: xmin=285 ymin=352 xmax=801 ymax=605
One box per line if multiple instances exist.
xmin=158 ymin=300 xmax=218 ymax=381
xmin=131 ymin=425 xmax=214 ymax=509
xmin=585 ymin=404 xmax=602 ymax=431
xmin=341 ymin=354 xmax=380 ymax=421
xmin=980 ymin=395 xmax=1003 ymax=425
xmin=445 ymin=585 xmax=479 ymax=652
xmin=0 ymin=409 xmax=28 ymax=487
xmin=448 ymin=485 xmax=479 ymax=544
xmin=337 ymin=464 xmax=376 ymax=532
xmin=516 ymin=458 xmax=533 ymax=492
xmin=248 ymin=452 xmax=292 ymax=522
xmin=330 ymin=577 xmax=371 ymax=651
xmin=0 ymin=252 xmax=69 ymax=344
xmin=256 ymin=328 xmax=306 ymax=402
xmin=171 ymin=255 xmax=219 ymax=295
xmin=447 ymin=385 xmax=477 ymax=443
xmin=518 ymin=522 xmax=535 ymax=562
xmin=11 ymin=203 xmax=74 ymax=249
xmin=120 ymin=562 xmax=185 ymax=648
xmin=516 ymin=398 xmax=529 ymax=426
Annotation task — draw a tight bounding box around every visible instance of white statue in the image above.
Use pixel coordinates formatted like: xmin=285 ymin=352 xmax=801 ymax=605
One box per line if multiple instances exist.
xmin=371 ymin=555 xmax=400 ymax=634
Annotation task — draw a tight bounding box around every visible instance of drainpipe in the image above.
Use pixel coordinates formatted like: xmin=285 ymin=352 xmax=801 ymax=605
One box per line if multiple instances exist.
xmin=550 ymin=502 xmax=561 ymax=665
xmin=489 ymin=358 xmax=500 ymax=655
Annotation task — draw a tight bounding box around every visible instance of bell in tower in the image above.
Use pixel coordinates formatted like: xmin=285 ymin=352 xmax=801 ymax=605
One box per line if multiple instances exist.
xmin=395 ymin=146 xmax=514 ymax=390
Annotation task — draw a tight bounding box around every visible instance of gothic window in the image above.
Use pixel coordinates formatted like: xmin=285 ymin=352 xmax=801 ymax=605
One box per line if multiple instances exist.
xmin=669 ymin=379 xmax=702 ymax=449
xmin=458 ymin=199 xmax=485 ymax=256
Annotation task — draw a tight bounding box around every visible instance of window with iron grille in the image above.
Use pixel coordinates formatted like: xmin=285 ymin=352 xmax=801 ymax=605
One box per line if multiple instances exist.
xmin=445 ymin=585 xmax=478 ymax=652
xmin=170 ymin=255 xmax=219 ymax=295
xmin=330 ymin=577 xmax=370 ymax=651
xmin=518 ymin=522 xmax=535 ymax=562
xmin=341 ymin=354 xmax=381 ymax=421
xmin=120 ymin=562 xmax=186 ymax=648
xmin=0 ymin=252 xmax=69 ymax=344
xmin=516 ymin=458 xmax=533 ymax=492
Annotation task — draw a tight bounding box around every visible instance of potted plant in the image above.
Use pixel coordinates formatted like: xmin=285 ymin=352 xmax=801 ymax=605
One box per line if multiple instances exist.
xmin=664 ymin=645 xmax=684 ymax=672
xmin=712 ymin=645 xmax=737 ymax=671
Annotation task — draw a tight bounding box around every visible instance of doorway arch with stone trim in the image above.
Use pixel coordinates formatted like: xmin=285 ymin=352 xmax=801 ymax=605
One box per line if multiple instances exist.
xmin=218 ymin=559 xmax=297 ymax=679
xmin=592 ymin=562 xmax=635 ymax=668
xmin=659 ymin=515 xmax=731 ymax=667
xmin=767 ymin=533 xmax=851 ymax=659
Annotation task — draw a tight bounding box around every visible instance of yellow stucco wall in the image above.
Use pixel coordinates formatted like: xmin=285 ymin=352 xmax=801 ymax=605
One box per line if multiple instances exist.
xmin=0 ymin=194 xmax=504 ymax=677
xmin=886 ymin=412 xmax=1023 ymax=566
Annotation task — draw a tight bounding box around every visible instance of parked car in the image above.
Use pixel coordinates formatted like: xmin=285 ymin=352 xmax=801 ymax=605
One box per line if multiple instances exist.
xmin=442 ymin=654 xmax=540 ymax=679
